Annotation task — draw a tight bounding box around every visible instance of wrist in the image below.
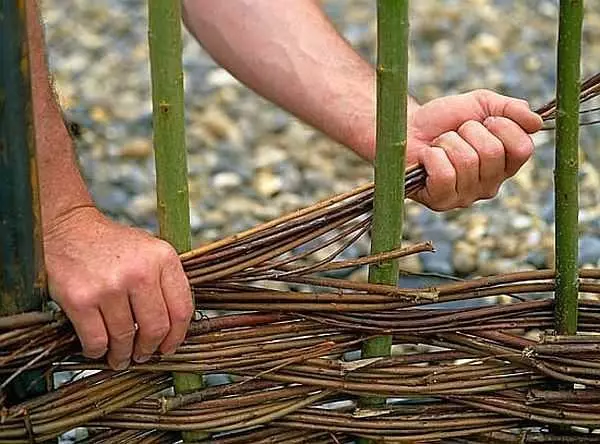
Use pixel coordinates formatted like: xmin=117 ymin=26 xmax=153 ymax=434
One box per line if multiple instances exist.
xmin=345 ymin=97 xmax=422 ymax=164
xmin=43 ymin=204 xmax=100 ymax=239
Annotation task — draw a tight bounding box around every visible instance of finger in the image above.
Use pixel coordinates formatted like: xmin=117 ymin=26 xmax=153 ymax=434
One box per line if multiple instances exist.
xmin=100 ymin=295 xmax=135 ymax=370
xmin=458 ymin=120 xmax=505 ymax=195
xmin=411 ymin=94 xmax=487 ymax=140
xmin=64 ymin=305 xmax=108 ymax=359
xmin=484 ymin=116 xmax=535 ymax=177
xmin=158 ymin=248 xmax=194 ymax=355
xmin=473 ymin=91 xmax=543 ymax=133
xmin=435 ymin=131 xmax=480 ymax=207
xmin=129 ymin=271 xmax=171 ymax=363
xmin=416 ymin=146 xmax=458 ymax=211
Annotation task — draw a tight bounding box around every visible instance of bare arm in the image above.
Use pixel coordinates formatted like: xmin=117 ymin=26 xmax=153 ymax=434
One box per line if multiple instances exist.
xmin=26 ymin=0 xmax=193 ymax=369
xmin=27 ymin=0 xmax=94 ymax=227
xmin=183 ymin=0 xmax=542 ymax=210
xmin=182 ymin=0 xmax=418 ymax=161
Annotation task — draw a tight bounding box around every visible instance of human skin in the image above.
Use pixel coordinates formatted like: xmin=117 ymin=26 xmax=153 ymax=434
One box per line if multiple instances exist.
xmin=27 ymin=0 xmax=542 ymax=369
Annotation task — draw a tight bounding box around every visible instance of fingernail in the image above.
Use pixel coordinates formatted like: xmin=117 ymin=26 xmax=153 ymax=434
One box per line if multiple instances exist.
xmin=162 ymin=347 xmax=177 ymax=356
xmin=114 ymin=360 xmax=130 ymax=371
xmin=134 ymin=354 xmax=151 ymax=363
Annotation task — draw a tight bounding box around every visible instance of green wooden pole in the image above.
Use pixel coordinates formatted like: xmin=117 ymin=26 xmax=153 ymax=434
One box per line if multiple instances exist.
xmin=0 ymin=0 xmax=48 ymax=402
xmin=554 ymin=0 xmax=583 ymax=336
xmin=148 ymin=1 xmax=205 ymax=441
xmin=360 ymin=0 xmax=409 ymax=413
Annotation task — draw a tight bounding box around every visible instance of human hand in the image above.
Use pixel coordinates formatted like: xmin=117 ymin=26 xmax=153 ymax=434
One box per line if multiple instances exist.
xmin=44 ymin=206 xmax=193 ymax=370
xmin=406 ymin=90 xmax=543 ymax=211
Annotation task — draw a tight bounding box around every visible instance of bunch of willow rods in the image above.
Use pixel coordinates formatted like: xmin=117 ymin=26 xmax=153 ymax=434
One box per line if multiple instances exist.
xmin=1 ymin=74 xmax=600 ymax=443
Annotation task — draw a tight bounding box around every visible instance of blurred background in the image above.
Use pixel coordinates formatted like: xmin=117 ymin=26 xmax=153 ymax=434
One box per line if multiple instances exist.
xmin=41 ymin=0 xmax=600 ymax=282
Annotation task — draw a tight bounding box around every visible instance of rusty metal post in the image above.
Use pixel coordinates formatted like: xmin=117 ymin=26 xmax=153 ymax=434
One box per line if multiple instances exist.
xmin=0 ymin=0 xmax=48 ymax=403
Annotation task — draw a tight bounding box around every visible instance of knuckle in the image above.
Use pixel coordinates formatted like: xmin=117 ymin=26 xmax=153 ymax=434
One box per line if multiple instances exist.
xmin=488 ymin=137 xmax=505 ymax=155
xmin=435 ymin=131 xmax=459 ymax=146
xmin=517 ymin=138 xmax=535 ymax=157
xmin=438 ymin=169 xmax=457 ymax=188
xmin=173 ymin=298 xmax=194 ymax=324
xmin=461 ymin=151 xmax=479 ymax=170
xmin=66 ymin=289 xmax=101 ymax=311
xmin=123 ymin=262 xmax=153 ymax=286
xmin=156 ymin=240 xmax=179 ymax=262
xmin=105 ymin=278 xmax=125 ymax=295
xmin=458 ymin=119 xmax=479 ymax=134
xmin=471 ymin=89 xmax=494 ymax=102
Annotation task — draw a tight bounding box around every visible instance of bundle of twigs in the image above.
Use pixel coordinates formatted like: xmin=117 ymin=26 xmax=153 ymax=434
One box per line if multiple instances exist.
xmin=2 ymin=73 xmax=600 ymax=443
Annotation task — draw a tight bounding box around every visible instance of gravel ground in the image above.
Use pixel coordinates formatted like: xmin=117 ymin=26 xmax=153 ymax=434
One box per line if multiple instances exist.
xmin=41 ymin=0 xmax=600 ymax=281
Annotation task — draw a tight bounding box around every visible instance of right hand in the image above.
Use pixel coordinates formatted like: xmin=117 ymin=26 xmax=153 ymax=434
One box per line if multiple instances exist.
xmin=44 ymin=206 xmax=194 ymax=370
xmin=406 ymin=90 xmax=543 ymax=211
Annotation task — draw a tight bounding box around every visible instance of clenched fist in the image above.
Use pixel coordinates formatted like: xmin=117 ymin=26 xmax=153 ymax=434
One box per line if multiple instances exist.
xmin=407 ymin=90 xmax=543 ymax=210
xmin=44 ymin=206 xmax=194 ymax=370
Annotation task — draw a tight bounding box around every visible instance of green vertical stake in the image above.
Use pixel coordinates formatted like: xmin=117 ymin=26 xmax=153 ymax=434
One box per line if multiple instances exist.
xmin=148 ymin=0 xmax=205 ymax=441
xmin=554 ymin=0 xmax=583 ymax=336
xmin=359 ymin=0 xmax=410 ymax=435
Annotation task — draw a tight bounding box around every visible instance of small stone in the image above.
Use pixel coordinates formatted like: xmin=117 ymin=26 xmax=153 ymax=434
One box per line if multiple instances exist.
xmin=525 ymin=251 xmax=547 ymax=269
xmin=189 ymin=209 xmax=203 ymax=232
xmin=212 ymin=172 xmax=243 ymax=189
xmin=199 ymin=106 xmax=241 ymax=144
xmin=254 ymin=144 xmax=288 ymax=168
xmin=397 ymin=253 xmax=423 ymax=274
xmin=92 ymin=184 xmax=129 ymax=215
xmin=254 ymin=169 xmax=283 ymax=197
xmin=89 ymin=106 xmax=110 ymax=123
xmin=202 ymin=210 xmax=228 ymax=229
xmin=478 ymin=258 xmax=519 ymax=276
xmin=452 ymin=241 xmax=478 ymax=275
xmin=465 ymin=214 xmax=488 ymax=242
xmin=468 ymin=33 xmax=502 ymax=62
xmin=511 ymin=215 xmax=533 ymax=231
xmin=497 ymin=236 xmax=520 ymax=258
xmin=120 ymin=138 xmax=152 ymax=159
xmin=349 ymin=266 xmax=368 ymax=283
xmin=206 ymin=68 xmax=240 ymax=88
xmin=124 ymin=193 xmax=157 ymax=225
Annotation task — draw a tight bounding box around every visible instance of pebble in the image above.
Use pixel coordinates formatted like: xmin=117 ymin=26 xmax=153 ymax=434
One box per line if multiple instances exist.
xmin=452 ymin=241 xmax=478 ymax=275
xmin=120 ymin=138 xmax=152 ymax=159
xmin=397 ymin=252 xmax=424 ymax=275
xmin=254 ymin=169 xmax=283 ymax=197
xmin=212 ymin=172 xmax=243 ymax=189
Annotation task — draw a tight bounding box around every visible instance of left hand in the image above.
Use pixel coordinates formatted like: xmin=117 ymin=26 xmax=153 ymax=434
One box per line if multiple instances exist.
xmin=406 ymin=90 xmax=543 ymax=211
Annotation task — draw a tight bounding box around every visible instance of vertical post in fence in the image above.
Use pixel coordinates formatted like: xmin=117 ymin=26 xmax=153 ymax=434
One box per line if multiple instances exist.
xmin=148 ymin=1 xmax=205 ymax=441
xmin=360 ymin=0 xmax=409 ymax=413
xmin=554 ymin=0 xmax=583 ymax=336
xmin=0 ymin=0 xmax=48 ymax=402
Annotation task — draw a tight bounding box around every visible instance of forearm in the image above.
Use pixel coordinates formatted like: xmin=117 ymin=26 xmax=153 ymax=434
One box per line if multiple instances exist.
xmin=182 ymin=0 xmax=418 ymax=162
xmin=26 ymin=0 xmax=94 ymax=232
